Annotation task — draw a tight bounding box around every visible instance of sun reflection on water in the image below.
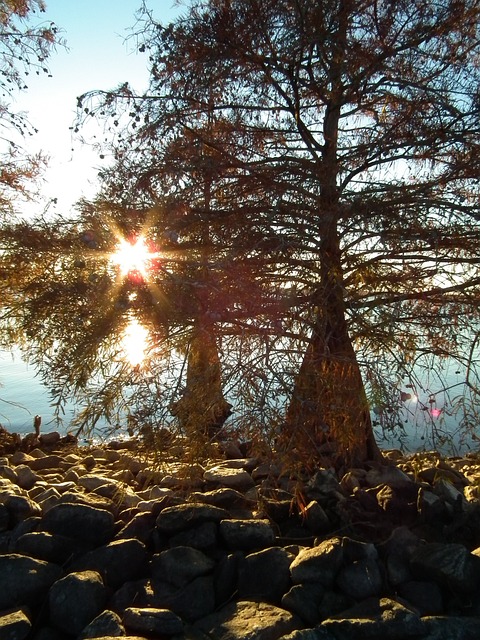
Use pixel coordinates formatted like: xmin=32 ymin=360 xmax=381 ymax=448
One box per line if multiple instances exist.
xmin=121 ymin=318 xmax=148 ymax=366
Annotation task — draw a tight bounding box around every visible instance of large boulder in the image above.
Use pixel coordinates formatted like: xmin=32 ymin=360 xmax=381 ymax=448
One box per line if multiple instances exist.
xmin=41 ymin=502 xmax=115 ymax=546
xmin=48 ymin=570 xmax=108 ymax=635
xmin=0 ymin=553 xmax=63 ymax=610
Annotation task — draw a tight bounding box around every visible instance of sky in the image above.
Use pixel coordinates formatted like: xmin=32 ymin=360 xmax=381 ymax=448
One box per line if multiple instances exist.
xmin=14 ymin=0 xmax=182 ymax=214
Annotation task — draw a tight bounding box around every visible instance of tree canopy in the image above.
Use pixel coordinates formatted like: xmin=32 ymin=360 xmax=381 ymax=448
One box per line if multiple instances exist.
xmin=0 ymin=0 xmax=60 ymax=213
xmin=2 ymin=0 xmax=480 ymax=466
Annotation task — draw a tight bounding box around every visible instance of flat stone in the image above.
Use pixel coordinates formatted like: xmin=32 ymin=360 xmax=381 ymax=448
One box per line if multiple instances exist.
xmin=195 ymin=600 xmax=300 ymax=640
xmin=321 ymin=597 xmax=424 ymax=639
xmin=123 ymin=607 xmax=184 ymax=636
xmin=204 ymin=466 xmax=255 ymax=491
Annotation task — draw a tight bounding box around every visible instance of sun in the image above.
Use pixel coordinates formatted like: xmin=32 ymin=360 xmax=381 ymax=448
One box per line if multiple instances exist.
xmin=112 ymin=236 xmax=153 ymax=279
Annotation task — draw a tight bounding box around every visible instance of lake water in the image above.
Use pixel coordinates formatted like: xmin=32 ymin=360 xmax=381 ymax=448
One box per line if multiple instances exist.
xmin=1 ymin=349 xmax=479 ymax=454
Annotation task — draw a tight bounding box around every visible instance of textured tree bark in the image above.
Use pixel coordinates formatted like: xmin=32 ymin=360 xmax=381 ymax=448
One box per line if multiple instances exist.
xmin=171 ymin=322 xmax=232 ymax=439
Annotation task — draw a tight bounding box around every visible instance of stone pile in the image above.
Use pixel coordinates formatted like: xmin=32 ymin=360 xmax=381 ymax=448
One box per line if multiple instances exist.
xmin=0 ymin=434 xmax=480 ymax=639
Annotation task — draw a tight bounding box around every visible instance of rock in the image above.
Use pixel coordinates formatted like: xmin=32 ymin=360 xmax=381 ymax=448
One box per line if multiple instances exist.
xmin=302 ymin=501 xmax=331 ymax=534
xmin=115 ymin=512 xmax=156 ymax=545
xmin=41 ymin=502 xmax=115 ymax=545
xmin=14 ymin=531 xmax=85 ymax=564
xmin=151 ymin=546 xmax=215 ymax=588
xmin=290 ymin=537 xmax=344 ymax=587
xmin=0 ymin=608 xmax=32 ymax=640
xmin=48 ymin=570 xmax=107 ymax=635
xmin=336 ymin=558 xmax=383 ymax=599
xmin=204 ymin=466 xmax=255 ymax=491
xmin=70 ymin=538 xmax=149 ymax=589
xmin=78 ymin=609 xmax=125 ymax=638
xmin=0 ymin=503 xmax=9 ymax=531
xmin=321 ymin=597 xmax=424 ymax=639
xmin=190 ymin=487 xmax=254 ymax=510
xmin=281 ymin=583 xmax=325 ymax=626
xmin=238 ymin=547 xmax=294 ymax=603
xmin=195 ymin=600 xmax=300 ymax=640
xmin=4 ymin=494 xmax=42 ymax=524
xmin=39 ymin=432 xmax=61 ymax=448
xmin=155 ymin=503 xmax=229 ymax=535
xmin=219 ymin=519 xmax=275 ymax=551
xmin=421 ymin=616 xmax=480 ymax=640
xmin=0 ymin=553 xmax=63 ymax=610
xmin=123 ymin=607 xmax=184 ymax=636
xmin=365 ymin=465 xmax=414 ymax=488
xmin=27 ymin=455 xmax=64 ymax=472
xmin=278 ymin=630 xmax=335 ymax=640
xmin=410 ymin=542 xmax=480 ymax=592
xmin=151 ymin=575 xmax=216 ymax=622
xmin=397 ymin=580 xmax=444 ymax=616
xmin=169 ymin=520 xmax=218 ymax=551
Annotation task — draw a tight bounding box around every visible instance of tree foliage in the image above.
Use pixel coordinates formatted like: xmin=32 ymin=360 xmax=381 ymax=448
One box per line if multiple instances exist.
xmin=2 ymin=0 xmax=480 ymax=466
xmin=0 ymin=0 xmax=60 ymax=213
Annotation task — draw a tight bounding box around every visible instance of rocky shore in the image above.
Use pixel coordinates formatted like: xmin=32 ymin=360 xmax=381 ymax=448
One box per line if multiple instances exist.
xmin=1 ymin=429 xmax=480 ymax=639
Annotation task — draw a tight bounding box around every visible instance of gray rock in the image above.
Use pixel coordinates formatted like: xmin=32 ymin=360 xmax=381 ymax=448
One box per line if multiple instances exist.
xmin=336 ymin=558 xmax=383 ymax=599
xmin=123 ymin=607 xmax=184 ymax=636
xmin=79 ymin=609 xmax=125 ymax=638
xmin=156 ymin=503 xmax=229 ymax=535
xmin=29 ymin=625 xmax=65 ymax=640
xmin=195 ymin=600 xmax=300 ymax=640
xmin=421 ymin=616 xmax=480 ymax=640
xmin=27 ymin=455 xmax=64 ymax=472
xmin=48 ymin=570 xmax=107 ymax=635
xmin=365 ymin=465 xmax=413 ymax=488
xmin=214 ymin=552 xmax=242 ymax=607
xmin=115 ymin=512 xmax=156 ymax=545
xmin=191 ymin=487 xmax=255 ymax=510
xmin=321 ymin=597 xmax=424 ymax=639
xmin=169 ymin=521 xmax=218 ymax=551
xmin=278 ymin=629 xmax=336 ymax=640
xmin=302 ymin=501 xmax=331 ymax=534
xmin=38 ymin=432 xmax=61 ymax=447
xmin=0 ymin=553 xmax=63 ymax=610
xmin=14 ymin=531 xmax=85 ymax=564
xmin=290 ymin=537 xmax=344 ymax=587
xmin=41 ymin=502 xmax=115 ymax=545
xmin=281 ymin=583 xmax=325 ymax=625
xmin=219 ymin=519 xmax=275 ymax=551
xmin=410 ymin=543 xmax=480 ymax=592
xmin=151 ymin=575 xmax=216 ymax=622
xmin=341 ymin=538 xmax=378 ymax=563
xmin=397 ymin=580 xmax=444 ymax=616
xmin=0 ymin=608 xmax=31 ymax=640
xmin=152 ymin=546 xmax=215 ymax=588
xmin=0 ymin=503 xmax=9 ymax=531
xmin=238 ymin=547 xmax=293 ymax=603
xmin=14 ymin=464 xmax=39 ymax=490
xmin=4 ymin=494 xmax=42 ymax=524
xmin=70 ymin=538 xmax=149 ymax=589
xmin=204 ymin=466 xmax=255 ymax=491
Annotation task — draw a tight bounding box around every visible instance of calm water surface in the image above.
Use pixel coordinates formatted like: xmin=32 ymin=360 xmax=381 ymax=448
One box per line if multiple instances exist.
xmin=1 ymin=350 xmax=479 ymax=454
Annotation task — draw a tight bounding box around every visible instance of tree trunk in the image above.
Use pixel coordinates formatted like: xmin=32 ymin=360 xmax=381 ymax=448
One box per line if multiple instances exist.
xmin=171 ymin=322 xmax=232 ymax=440
xmin=284 ymin=229 xmax=382 ymax=468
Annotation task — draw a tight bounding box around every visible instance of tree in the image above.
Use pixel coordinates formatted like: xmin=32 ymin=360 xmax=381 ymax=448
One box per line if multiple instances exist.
xmin=0 ymin=0 xmax=60 ymax=214
xmin=75 ymin=0 xmax=480 ymax=466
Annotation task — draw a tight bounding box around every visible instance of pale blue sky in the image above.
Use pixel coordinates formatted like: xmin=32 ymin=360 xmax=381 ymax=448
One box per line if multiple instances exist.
xmin=14 ymin=0 xmax=181 ymax=213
